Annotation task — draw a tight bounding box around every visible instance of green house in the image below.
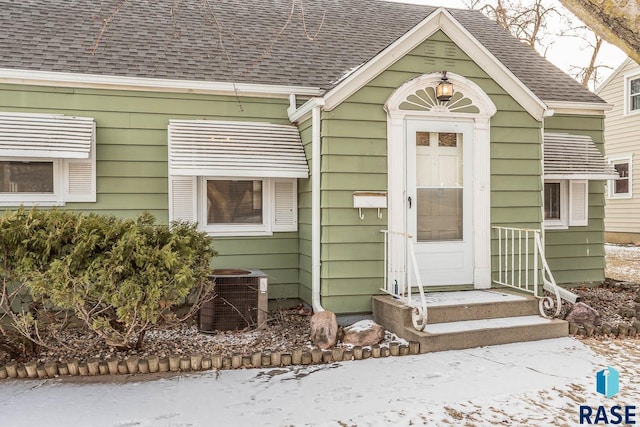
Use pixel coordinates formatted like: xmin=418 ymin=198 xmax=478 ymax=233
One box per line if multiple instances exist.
xmin=0 ymin=1 xmax=616 ymax=319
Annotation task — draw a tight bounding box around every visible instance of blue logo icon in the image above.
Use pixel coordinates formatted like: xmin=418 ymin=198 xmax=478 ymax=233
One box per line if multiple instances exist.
xmin=596 ymin=366 xmax=620 ymax=398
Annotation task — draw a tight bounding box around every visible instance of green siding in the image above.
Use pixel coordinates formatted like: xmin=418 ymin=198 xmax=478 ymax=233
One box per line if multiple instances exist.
xmin=543 ymin=114 xmax=607 ymax=284
xmin=0 ymin=83 xmax=300 ymax=299
xmin=318 ymin=30 xmax=546 ymax=313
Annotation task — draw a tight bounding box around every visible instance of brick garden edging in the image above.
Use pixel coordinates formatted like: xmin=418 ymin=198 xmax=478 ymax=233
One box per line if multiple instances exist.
xmin=0 ymin=341 xmax=421 ymax=380
xmin=569 ymin=319 xmax=640 ymax=338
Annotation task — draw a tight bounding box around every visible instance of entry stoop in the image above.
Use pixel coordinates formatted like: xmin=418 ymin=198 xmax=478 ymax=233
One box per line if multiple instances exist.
xmin=372 ymin=290 xmax=568 ymax=353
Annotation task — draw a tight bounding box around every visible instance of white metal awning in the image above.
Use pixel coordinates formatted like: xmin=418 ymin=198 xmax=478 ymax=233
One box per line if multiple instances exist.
xmin=0 ymin=112 xmax=94 ymax=159
xmin=168 ymin=120 xmax=309 ymax=178
xmin=543 ymin=133 xmax=618 ymax=180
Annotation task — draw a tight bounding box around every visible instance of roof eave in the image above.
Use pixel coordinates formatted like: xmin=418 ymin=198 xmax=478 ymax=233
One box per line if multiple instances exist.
xmin=543 ymin=173 xmax=618 ymax=180
xmin=595 ymin=57 xmax=635 ymax=95
xmin=544 ymin=100 xmax=613 ymax=116
xmin=0 ymin=68 xmax=324 ymax=98
xmin=322 ymin=7 xmax=548 ymax=121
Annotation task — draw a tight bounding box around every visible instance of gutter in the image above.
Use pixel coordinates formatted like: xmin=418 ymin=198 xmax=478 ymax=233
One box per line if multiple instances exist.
xmin=289 ymin=96 xmax=326 ymax=313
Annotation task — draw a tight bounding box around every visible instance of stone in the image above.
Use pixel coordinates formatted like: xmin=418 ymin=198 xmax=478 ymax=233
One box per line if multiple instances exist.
xmin=310 ymin=311 xmax=339 ymax=349
xmin=619 ymin=306 xmax=636 ymax=319
xmin=342 ymin=320 xmax=385 ymax=347
xmin=565 ymin=302 xmax=601 ymax=327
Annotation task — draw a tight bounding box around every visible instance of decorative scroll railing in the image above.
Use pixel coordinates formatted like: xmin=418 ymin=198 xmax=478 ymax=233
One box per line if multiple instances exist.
xmin=380 ymin=230 xmax=428 ymax=331
xmin=492 ymin=226 xmax=578 ymax=318
xmin=381 ymin=227 xmax=576 ymax=331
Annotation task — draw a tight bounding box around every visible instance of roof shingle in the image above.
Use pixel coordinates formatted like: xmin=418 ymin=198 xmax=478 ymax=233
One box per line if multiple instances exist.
xmin=0 ymin=0 xmax=603 ymax=103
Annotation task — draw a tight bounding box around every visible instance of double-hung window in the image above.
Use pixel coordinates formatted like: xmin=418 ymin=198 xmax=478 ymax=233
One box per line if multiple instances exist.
xmin=608 ymin=156 xmax=632 ymax=198
xmin=0 ymin=113 xmax=96 ymax=206
xmin=168 ymin=120 xmax=307 ymax=237
xmin=629 ymin=76 xmax=640 ymax=114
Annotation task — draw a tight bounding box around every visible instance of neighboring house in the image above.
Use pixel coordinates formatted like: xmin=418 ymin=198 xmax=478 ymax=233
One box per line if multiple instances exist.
xmin=598 ymin=58 xmax=640 ymax=244
xmin=0 ymin=0 xmax=616 ymax=315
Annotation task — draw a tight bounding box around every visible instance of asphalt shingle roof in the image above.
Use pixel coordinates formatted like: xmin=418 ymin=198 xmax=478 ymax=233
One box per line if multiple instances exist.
xmin=0 ymin=0 xmax=603 ymax=103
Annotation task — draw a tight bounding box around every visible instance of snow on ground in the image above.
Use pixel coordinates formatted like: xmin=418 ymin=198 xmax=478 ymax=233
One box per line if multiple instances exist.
xmin=1 ymin=337 xmax=638 ymax=426
xmin=605 ymin=243 xmax=640 ymax=282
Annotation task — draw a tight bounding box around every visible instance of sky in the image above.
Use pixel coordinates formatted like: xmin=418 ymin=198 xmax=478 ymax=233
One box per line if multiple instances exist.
xmin=384 ymin=0 xmax=627 ymax=90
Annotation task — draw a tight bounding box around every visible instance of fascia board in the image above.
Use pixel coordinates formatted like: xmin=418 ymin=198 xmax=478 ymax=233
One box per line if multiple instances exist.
xmin=544 ymin=100 xmax=613 ymax=115
xmin=323 ymin=8 xmax=547 ymax=121
xmin=288 ymin=97 xmax=326 ymax=123
xmin=322 ymin=9 xmax=443 ymax=111
xmin=543 ymin=173 xmax=619 ymax=180
xmin=0 ymin=68 xmax=323 ymax=98
xmin=595 ymin=57 xmax=634 ymax=95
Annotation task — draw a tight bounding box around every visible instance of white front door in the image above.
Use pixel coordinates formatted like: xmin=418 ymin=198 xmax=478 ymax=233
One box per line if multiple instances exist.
xmin=406 ymin=120 xmax=474 ymax=285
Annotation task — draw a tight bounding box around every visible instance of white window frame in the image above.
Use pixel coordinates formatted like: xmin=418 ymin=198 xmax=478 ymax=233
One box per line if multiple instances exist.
xmin=543 ymin=179 xmax=591 ymax=229
xmin=0 ymin=157 xmax=64 ymax=206
xmin=543 ymin=179 xmax=568 ymax=230
xmin=191 ymin=176 xmax=298 ymax=237
xmin=624 ymin=73 xmax=640 ymax=116
xmin=608 ymin=155 xmax=633 ymax=199
xmin=199 ymin=176 xmax=271 ymax=237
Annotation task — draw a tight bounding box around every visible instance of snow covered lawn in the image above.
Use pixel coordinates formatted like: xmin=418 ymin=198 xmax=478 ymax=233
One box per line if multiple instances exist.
xmin=1 ymin=337 xmax=638 ymax=426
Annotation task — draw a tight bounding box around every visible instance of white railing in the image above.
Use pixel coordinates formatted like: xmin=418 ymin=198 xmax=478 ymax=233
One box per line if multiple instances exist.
xmin=381 ymin=230 xmax=428 ymax=331
xmin=492 ymin=226 xmax=577 ymax=317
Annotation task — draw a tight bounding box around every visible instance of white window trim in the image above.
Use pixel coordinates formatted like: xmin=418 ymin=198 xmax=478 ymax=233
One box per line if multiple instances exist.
xmin=624 ymin=72 xmax=640 ymax=116
xmin=608 ymin=155 xmax=633 ymax=199
xmin=543 ymin=179 xmax=568 ymax=230
xmin=544 ymin=179 xmax=591 ymax=229
xmin=199 ymin=176 xmax=273 ymax=237
xmin=0 ymin=157 xmax=64 ymax=207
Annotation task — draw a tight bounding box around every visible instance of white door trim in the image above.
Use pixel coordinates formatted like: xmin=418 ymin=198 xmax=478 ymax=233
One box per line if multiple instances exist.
xmin=384 ymin=72 xmax=496 ymax=289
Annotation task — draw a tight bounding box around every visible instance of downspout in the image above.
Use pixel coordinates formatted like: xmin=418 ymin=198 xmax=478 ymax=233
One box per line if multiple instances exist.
xmin=288 ymin=96 xmax=325 ymax=313
xmin=311 ymin=103 xmax=324 ymax=312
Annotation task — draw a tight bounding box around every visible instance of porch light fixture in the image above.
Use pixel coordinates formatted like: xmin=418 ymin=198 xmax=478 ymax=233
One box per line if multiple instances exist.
xmin=436 ymin=71 xmax=453 ymax=102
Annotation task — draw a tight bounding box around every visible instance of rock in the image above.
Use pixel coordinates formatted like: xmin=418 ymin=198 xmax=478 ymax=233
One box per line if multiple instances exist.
xmin=584 ymin=324 xmax=595 ymax=337
xmin=619 ymin=323 xmax=630 ymax=337
xmin=342 ymin=320 xmax=385 ymax=347
xmin=565 ymin=302 xmax=601 ymax=327
xmin=568 ymin=322 xmax=580 ymax=335
xmin=620 ymin=306 xmax=636 ymax=319
xmin=310 ymin=311 xmax=339 ymax=349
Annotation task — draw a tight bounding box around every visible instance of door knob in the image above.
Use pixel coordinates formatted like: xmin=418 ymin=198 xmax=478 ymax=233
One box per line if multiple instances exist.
xmin=408 ymin=196 xmax=412 ymax=208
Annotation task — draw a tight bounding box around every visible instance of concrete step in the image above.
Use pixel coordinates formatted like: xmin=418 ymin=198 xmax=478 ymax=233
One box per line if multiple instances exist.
xmin=413 ymin=290 xmax=540 ymax=324
xmin=403 ymin=316 xmax=568 ymax=353
xmin=372 ymin=290 xmax=568 ymax=353
xmin=372 ymin=290 xmax=539 ymax=327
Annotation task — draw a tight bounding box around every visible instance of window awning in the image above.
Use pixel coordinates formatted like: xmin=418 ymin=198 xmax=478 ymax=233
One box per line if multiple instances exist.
xmin=168 ymin=120 xmax=309 ymax=178
xmin=0 ymin=113 xmax=94 ymax=159
xmin=543 ymin=133 xmax=618 ymax=180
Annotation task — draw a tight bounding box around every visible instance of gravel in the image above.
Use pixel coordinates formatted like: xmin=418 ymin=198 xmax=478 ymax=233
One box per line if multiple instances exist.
xmin=2 ymin=244 xmax=639 ymax=365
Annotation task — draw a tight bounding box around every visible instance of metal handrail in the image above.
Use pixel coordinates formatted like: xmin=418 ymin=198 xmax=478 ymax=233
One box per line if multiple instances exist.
xmin=492 ymin=225 xmax=575 ymax=317
xmin=380 ymin=230 xmax=428 ymax=330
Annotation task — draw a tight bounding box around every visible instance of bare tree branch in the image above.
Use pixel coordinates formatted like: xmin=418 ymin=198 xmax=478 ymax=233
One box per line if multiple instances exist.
xmin=559 ymin=0 xmax=640 ymax=65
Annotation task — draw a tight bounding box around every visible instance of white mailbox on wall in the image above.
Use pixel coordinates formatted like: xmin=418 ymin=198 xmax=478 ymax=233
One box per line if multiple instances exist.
xmin=353 ymin=191 xmax=387 ymax=219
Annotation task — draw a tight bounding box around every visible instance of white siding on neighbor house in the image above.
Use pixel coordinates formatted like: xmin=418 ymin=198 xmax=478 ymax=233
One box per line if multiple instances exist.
xmin=600 ymin=60 xmax=640 ymax=234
